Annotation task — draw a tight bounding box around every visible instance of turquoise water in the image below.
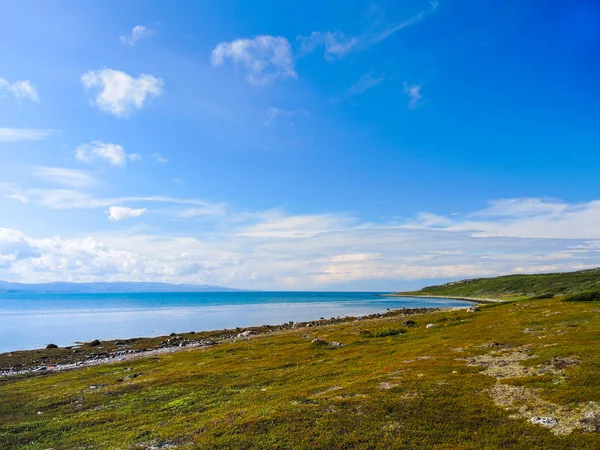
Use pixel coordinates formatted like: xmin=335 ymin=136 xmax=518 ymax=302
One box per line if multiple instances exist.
xmin=0 ymin=292 xmax=472 ymax=352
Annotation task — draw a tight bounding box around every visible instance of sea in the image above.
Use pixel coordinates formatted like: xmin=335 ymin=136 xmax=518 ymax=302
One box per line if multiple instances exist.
xmin=0 ymin=291 xmax=472 ymax=353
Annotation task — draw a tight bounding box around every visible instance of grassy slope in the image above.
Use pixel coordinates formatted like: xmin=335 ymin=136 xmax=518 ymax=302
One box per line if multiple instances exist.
xmin=2 ymin=298 xmax=600 ymax=449
xmin=395 ymin=268 xmax=600 ymax=299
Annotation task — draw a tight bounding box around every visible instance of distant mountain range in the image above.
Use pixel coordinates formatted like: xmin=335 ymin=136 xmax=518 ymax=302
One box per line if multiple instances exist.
xmin=0 ymin=281 xmax=242 ymax=293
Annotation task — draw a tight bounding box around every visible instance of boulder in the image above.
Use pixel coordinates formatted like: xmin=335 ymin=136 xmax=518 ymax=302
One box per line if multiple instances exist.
xmin=426 ymin=324 xmax=436 ymax=329
xmin=46 ymin=343 xmax=58 ymax=349
xmin=88 ymin=339 xmax=101 ymax=346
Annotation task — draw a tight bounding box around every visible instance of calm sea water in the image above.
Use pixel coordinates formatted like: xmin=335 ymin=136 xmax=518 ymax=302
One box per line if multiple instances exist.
xmin=0 ymin=292 xmax=472 ymax=353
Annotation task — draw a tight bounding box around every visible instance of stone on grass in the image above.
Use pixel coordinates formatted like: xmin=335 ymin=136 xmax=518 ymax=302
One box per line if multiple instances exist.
xmin=426 ymin=324 xmax=436 ymax=329
xmin=46 ymin=343 xmax=58 ymax=349
xmin=531 ymin=416 xmax=558 ymax=428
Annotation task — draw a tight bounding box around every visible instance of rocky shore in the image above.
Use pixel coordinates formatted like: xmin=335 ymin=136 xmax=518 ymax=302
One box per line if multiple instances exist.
xmin=0 ymin=306 xmax=463 ymax=378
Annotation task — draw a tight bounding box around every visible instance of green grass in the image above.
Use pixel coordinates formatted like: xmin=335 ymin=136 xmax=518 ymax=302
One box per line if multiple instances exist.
xmin=2 ymin=296 xmax=600 ymax=449
xmin=395 ymin=267 xmax=600 ymax=300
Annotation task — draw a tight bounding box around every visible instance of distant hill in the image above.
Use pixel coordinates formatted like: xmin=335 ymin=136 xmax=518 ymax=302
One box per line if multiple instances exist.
xmin=0 ymin=281 xmax=241 ymax=294
xmin=395 ymin=268 xmax=600 ymax=300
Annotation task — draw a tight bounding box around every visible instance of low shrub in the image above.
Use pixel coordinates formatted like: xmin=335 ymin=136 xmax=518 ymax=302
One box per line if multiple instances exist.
xmin=563 ymin=291 xmax=600 ymax=302
xmin=372 ymin=328 xmax=407 ymax=338
xmin=530 ymin=293 xmax=554 ymax=299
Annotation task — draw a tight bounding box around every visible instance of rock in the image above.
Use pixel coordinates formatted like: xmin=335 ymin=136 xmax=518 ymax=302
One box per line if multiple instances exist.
xmin=329 ymin=341 xmax=344 ymax=348
xmin=312 ymin=338 xmax=327 ymax=345
xmin=88 ymin=339 xmax=101 ymax=346
xmin=466 ymin=305 xmax=480 ymax=312
xmin=426 ymin=324 xmax=436 ymax=329
xmin=402 ymin=320 xmax=416 ymax=327
xmin=531 ymin=416 xmax=558 ymax=428
xmin=237 ymin=330 xmax=256 ymax=338
xmin=46 ymin=343 xmax=58 ymax=349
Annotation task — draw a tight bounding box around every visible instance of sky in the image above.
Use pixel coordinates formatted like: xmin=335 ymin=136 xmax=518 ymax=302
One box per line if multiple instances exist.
xmin=0 ymin=0 xmax=599 ymax=291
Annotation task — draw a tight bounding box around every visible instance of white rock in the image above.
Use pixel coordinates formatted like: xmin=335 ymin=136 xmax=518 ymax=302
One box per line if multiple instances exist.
xmin=530 ymin=416 xmax=558 ymax=428
xmin=426 ymin=323 xmax=436 ymax=329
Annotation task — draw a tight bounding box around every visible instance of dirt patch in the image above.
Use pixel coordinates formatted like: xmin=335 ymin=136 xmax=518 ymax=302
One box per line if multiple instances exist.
xmin=462 ymin=346 xmax=536 ymax=379
xmin=463 ymin=346 xmax=592 ymax=435
xmin=491 ymin=384 xmax=600 ymax=435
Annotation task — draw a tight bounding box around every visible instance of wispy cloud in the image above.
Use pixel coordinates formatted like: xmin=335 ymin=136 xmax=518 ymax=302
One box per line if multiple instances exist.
xmin=299 ymin=3 xmax=438 ymax=60
xmin=6 ymin=194 xmax=29 ymax=204
xmin=81 ymin=68 xmax=163 ymax=118
xmin=0 ymin=77 xmax=39 ymax=102
xmin=75 ymin=141 xmax=141 ymax=167
xmin=120 ymin=25 xmax=155 ymax=47
xmin=0 ymin=128 xmax=56 ymax=142
xmin=298 ymin=31 xmax=358 ymax=61
xmin=149 ymin=152 xmax=168 ymax=163
xmin=29 ymin=167 xmax=96 ymax=188
xmin=211 ymin=35 xmax=296 ymax=85
xmin=265 ymin=107 xmax=310 ymax=127
xmin=403 ymin=82 xmax=423 ymax=108
xmin=3 ymin=186 xmax=228 ymax=215
xmin=331 ymin=72 xmax=386 ymax=104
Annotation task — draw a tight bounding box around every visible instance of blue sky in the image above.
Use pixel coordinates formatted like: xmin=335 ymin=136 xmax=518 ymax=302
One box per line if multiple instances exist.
xmin=0 ymin=0 xmax=599 ymax=290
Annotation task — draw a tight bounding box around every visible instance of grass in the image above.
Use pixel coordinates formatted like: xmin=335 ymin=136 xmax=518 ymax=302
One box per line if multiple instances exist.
xmin=394 ymin=267 xmax=600 ymax=300
xmin=2 ymin=295 xmax=600 ymax=449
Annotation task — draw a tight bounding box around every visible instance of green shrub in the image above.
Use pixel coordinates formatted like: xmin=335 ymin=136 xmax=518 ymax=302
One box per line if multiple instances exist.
xmin=372 ymin=328 xmax=407 ymax=338
xmin=530 ymin=293 xmax=554 ymax=299
xmin=563 ymin=291 xmax=600 ymax=302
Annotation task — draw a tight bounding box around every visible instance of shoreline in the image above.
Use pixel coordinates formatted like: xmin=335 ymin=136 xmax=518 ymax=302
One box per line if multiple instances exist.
xmin=383 ymin=293 xmax=505 ymax=304
xmin=0 ymin=304 xmax=474 ymax=378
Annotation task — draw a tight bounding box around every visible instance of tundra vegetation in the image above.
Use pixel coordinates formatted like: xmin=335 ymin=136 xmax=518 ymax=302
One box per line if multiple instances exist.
xmin=2 ymin=269 xmax=600 ymax=449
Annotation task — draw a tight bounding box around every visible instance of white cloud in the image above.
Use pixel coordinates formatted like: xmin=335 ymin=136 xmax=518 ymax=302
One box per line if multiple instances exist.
xmin=236 ymin=211 xmax=354 ymax=238
xmin=403 ymin=82 xmax=423 ymax=108
xmin=332 ymin=72 xmax=386 ymax=103
xmin=81 ymin=68 xmax=163 ymax=117
xmin=120 ymin=25 xmax=154 ymax=47
xmin=265 ymin=107 xmax=310 ymax=127
xmin=0 ymin=128 xmax=56 ymax=142
xmin=331 ymin=253 xmax=381 ymax=262
xmin=4 ymin=186 xmax=227 ymax=214
xmin=0 ymin=77 xmax=39 ymax=102
xmin=75 ymin=141 xmax=140 ymax=167
xmin=6 ymin=194 xmax=29 ymax=204
xmin=298 ymin=31 xmax=358 ymax=61
xmin=211 ymin=35 xmax=296 ymax=85
xmin=3 ymin=197 xmax=600 ymax=289
xmin=299 ymin=4 xmax=436 ymax=61
xmin=30 ymin=167 xmax=96 ymax=188
xmin=176 ymin=205 xmax=227 ymax=218
xmin=404 ymin=198 xmax=600 ymax=240
xmin=107 ymin=206 xmax=147 ymax=221
xmin=149 ymin=152 xmax=168 ymax=163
